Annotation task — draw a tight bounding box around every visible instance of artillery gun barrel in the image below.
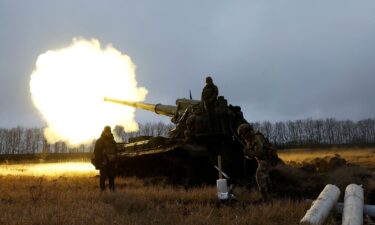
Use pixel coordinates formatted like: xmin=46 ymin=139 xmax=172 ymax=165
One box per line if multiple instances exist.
xmin=104 ymin=97 xmax=177 ymax=117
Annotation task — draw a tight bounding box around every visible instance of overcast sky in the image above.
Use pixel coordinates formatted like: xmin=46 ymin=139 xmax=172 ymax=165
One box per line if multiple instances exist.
xmin=1 ymin=0 xmax=375 ymax=127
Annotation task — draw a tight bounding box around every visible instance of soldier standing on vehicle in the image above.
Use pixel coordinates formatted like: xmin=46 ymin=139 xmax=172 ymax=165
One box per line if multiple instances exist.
xmin=237 ymin=123 xmax=282 ymax=199
xmin=201 ymin=76 xmax=218 ymax=132
xmin=94 ymin=126 xmax=118 ymax=192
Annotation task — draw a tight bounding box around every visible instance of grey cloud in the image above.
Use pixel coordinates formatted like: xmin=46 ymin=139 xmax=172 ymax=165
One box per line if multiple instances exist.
xmin=0 ymin=0 xmax=374 ymax=127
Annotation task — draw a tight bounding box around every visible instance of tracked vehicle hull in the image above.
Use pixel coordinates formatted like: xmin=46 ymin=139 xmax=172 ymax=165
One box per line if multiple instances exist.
xmin=116 ymin=135 xmax=257 ymax=185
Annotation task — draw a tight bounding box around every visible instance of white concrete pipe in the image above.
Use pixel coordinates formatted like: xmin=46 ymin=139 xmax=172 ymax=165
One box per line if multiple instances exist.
xmin=342 ymin=184 xmax=364 ymax=225
xmin=300 ymin=184 xmax=341 ymax=225
xmin=216 ymin=178 xmax=229 ymax=200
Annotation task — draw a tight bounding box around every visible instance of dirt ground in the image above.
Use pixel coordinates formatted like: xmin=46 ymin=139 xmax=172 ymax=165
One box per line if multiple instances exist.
xmin=279 ymin=147 xmax=375 ymax=169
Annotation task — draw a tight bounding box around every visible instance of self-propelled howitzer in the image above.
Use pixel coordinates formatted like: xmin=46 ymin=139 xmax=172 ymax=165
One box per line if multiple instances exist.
xmin=103 ymin=96 xmax=256 ymax=185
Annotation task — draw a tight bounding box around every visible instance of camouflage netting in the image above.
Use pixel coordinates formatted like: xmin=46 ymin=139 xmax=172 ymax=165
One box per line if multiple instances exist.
xmin=270 ymin=155 xmax=375 ymax=203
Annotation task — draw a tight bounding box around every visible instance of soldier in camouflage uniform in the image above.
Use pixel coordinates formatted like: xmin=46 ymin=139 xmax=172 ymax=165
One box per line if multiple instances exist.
xmin=201 ymin=76 xmax=218 ymax=111
xmin=201 ymin=76 xmax=218 ymax=132
xmin=94 ymin=126 xmax=118 ymax=191
xmin=237 ymin=123 xmax=282 ymax=199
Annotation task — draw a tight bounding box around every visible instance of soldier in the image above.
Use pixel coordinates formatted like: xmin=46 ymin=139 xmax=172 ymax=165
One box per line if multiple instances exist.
xmin=201 ymin=76 xmax=218 ymax=112
xmin=201 ymin=76 xmax=218 ymax=131
xmin=94 ymin=126 xmax=118 ymax=191
xmin=237 ymin=123 xmax=282 ymax=199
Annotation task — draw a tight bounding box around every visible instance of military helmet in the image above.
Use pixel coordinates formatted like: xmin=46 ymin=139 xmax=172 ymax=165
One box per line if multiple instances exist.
xmin=205 ymin=76 xmax=213 ymax=84
xmin=104 ymin=126 xmax=111 ymax=133
xmin=237 ymin=123 xmax=254 ymax=137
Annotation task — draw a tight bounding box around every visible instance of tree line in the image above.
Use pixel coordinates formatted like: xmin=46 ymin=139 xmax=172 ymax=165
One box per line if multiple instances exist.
xmin=252 ymin=118 xmax=375 ymax=148
xmin=0 ymin=122 xmax=173 ymax=154
xmin=0 ymin=118 xmax=374 ymax=154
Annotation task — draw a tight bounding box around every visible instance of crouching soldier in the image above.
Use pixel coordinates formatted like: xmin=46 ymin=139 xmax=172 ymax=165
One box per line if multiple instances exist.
xmin=93 ymin=126 xmax=118 ymax=191
xmin=237 ymin=123 xmax=282 ymax=199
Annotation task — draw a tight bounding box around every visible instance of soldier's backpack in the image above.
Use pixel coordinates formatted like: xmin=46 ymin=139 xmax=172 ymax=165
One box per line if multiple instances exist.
xmin=254 ymin=132 xmax=282 ymax=165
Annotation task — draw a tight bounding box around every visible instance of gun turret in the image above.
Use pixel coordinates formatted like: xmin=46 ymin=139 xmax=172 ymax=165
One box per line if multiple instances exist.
xmin=104 ymin=97 xmax=177 ymax=117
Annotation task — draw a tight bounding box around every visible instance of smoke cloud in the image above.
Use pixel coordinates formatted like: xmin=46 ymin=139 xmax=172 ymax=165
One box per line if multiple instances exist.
xmin=30 ymin=38 xmax=147 ymax=146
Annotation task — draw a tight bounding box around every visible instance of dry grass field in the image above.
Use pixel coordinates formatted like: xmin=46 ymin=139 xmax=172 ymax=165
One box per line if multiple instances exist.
xmin=279 ymin=147 xmax=375 ymax=169
xmin=1 ymin=148 xmax=374 ymax=225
